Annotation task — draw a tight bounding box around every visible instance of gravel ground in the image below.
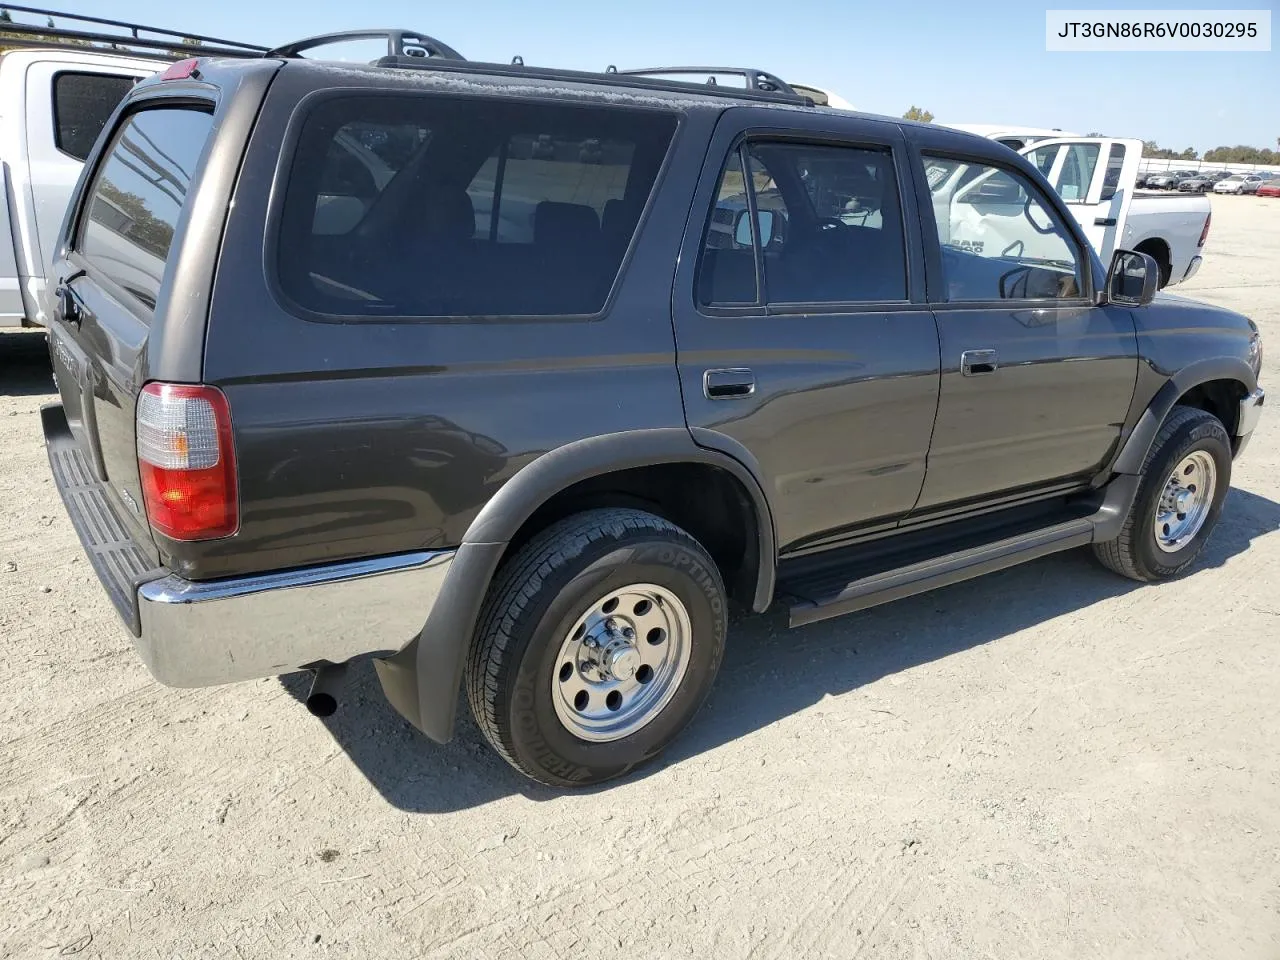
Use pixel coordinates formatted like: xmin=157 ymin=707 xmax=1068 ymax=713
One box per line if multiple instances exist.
xmin=1 ymin=196 xmax=1278 ymax=959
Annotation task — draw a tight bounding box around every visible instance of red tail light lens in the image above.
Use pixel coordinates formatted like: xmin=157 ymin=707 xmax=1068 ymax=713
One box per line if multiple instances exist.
xmin=136 ymin=383 xmax=238 ymax=540
xmin=1198 ymin=212 xmax=1212 ymax=248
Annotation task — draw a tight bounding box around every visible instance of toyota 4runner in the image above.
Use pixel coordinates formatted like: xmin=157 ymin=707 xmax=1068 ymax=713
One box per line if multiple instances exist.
xmin=42 ymin=33 xmax=1265 ymax=786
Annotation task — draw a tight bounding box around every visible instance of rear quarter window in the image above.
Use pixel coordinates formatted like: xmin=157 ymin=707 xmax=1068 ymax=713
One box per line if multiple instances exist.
xmin=77 ymin=106 xmax=215 ymax=312
xmin=275 ymin=94 xmax=678 ymax=319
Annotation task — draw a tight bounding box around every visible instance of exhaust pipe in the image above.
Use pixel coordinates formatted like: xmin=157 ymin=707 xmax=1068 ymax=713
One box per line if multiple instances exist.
xmin=305 ymin=662 xmax=348 ymax=717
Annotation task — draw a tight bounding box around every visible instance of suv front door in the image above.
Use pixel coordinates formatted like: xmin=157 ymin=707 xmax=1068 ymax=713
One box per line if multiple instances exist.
xmin=672 ymin=109 xmax=940 ymax=554
xmin=911 ymin=136 xmax=1139 ymax=514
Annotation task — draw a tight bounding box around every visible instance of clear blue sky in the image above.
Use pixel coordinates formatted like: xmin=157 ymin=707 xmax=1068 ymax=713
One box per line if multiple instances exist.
xmin=59 ymin=0 xmax=1279 ymax=151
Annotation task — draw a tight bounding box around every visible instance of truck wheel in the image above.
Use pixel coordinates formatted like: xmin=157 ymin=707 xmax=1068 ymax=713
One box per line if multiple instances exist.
xmin=466 ymin=508 xmax=727 ymax=787
xmin=1092 ymin=406 xmax=1231 ymax=582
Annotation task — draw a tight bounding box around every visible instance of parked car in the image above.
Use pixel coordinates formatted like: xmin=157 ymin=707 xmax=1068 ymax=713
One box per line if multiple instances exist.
xmin=1146 ymin=170 xmax=1197 ymax=190
xmin=1215 ymin=175 xmax=1265 ymax=194
xmin=1257 ymin=179 xmax=1280 ymax=198
xmin=42 ymin=38 xmax=1265 ymax=787
xmin=0 ymin=17 xmax=264 ymax=328
xmin=1178 ymin=174 xmax=1214 ymax=193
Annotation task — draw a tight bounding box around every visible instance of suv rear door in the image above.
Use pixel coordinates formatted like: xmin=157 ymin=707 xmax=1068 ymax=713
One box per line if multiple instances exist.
xmin=672 ymin=107 xmax=940 ymax=554
xmin=48 ymin=97 xmax=217 ymax=547
xmin=1020 ymin=137 xmax=1143 ymax=261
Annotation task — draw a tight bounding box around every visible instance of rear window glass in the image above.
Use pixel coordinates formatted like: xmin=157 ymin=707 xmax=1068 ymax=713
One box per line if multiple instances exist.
xmin=276 ymin=95 xmax=678 ymax=318
xmin=79 ymin=107 xmax=214 ymax=311
xmin=52 ymin=72 xmax=136 ymax=162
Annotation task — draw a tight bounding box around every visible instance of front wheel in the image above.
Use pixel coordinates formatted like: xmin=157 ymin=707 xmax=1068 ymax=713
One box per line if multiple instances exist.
xmin=1093 ymin=406 xmax=1231 ymax=582
xmin=466 ymin=508 xmax=727 ymax=787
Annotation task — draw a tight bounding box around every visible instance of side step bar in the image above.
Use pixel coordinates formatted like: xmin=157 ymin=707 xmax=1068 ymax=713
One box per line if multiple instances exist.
xmin=788 ymin=518 xmax=1094 ymax=628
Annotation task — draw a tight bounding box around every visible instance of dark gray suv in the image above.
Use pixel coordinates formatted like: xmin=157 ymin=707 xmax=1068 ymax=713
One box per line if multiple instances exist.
xmin=42 ymin=35 xmax=1265 ymax=786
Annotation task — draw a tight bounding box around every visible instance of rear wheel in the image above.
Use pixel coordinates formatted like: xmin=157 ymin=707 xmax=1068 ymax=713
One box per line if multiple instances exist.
xmin=1092 ymin=406 xmax=1231 ymax=582
xmin=466 ymin=508 xmax=727 ymax=787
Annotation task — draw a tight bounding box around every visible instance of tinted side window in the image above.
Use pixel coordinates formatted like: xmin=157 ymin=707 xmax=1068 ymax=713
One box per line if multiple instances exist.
xmin=925 ymin=155 xmax=1084 ymax=302
xmin=79 ymin=108 xmax=214 ymax=311
xmin=697 ymin=141 xmax=907 ymax=307
xmin=312 ymin=122 xmax=428 ymax=236
xmin=277 ymin=96 xmax=678 ymax=318
xmin=696 ymin=149 xmax=758 ymax=305
xmin=53 ymin=72 xmax=136 ymax=162
xmin=467 ymin=135 xmax=635 ymax=244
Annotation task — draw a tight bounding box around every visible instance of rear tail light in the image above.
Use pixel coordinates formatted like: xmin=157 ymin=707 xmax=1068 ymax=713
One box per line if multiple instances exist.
xmin=1198 ymin=212 xmax=1212 ymax=248
xmin=136 ymin=383 xmax=238 ymax=540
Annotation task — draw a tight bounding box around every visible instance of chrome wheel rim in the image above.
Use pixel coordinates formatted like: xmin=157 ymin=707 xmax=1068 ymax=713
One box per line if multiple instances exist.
xmin=1154 ymin=451 xmax=1216 ymax=553
xmin=551 ymin=583 xmax=692 ymax=743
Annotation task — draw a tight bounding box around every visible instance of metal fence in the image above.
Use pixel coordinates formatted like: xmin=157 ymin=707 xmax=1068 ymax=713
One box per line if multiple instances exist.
xmin=1138 ymin=158 xmax=1280 ymax=177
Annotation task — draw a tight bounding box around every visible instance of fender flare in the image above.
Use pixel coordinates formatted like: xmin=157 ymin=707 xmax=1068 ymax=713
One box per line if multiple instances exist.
xmin=1112 ymin=357 xmax=1257 ymax=476
xmin=375 ymin=428 xmax=778 ymax=743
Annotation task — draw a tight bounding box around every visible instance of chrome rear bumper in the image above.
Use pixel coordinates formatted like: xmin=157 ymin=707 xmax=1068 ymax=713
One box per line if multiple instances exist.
xmin=136 ymin=550 xmax=454 ymax=687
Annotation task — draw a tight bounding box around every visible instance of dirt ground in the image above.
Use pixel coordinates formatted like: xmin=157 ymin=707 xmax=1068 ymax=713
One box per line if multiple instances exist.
xmin=2 ymin=197 xmax=1278 ymax=960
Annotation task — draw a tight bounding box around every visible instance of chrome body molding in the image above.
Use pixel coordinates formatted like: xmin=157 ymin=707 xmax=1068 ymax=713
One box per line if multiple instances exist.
xmin=136 ymin=550 xmax=454 ymax=687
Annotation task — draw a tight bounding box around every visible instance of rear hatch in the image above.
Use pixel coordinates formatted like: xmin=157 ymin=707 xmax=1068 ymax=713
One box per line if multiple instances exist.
xmin=44 ymin=85 xmax=224 ymax=628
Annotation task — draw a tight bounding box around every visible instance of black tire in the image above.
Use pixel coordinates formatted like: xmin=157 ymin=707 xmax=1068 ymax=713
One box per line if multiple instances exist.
xmin=466 ymin=508 xmax=727 ymax=787
xmin=1092 ymin=405 xmax=1231 ymax=582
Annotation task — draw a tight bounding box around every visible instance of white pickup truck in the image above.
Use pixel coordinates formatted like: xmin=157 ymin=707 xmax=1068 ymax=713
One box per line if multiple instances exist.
xmin=0 ymin=12 xmax=264 ymax=328
xmin=0 ymin=48 xmax=162 ymax=327
xmin=940 ymin=129 xmax=1211 ymax=288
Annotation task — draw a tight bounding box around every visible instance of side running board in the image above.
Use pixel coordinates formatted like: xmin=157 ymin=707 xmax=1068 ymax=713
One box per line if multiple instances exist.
xmin=786 ymin=518 xmax=1095 ymax=628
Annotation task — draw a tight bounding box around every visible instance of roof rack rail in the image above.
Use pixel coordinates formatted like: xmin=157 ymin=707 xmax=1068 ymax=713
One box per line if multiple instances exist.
xmin=375 ymin=56 xmax=813 ymax=107
xmin=0 ymin=4 xmax=267 ymax=59
xmin=265 ymin=29 xmax=464 ymax=61
xmin=607 ymin=65 xmax=802 ymax=98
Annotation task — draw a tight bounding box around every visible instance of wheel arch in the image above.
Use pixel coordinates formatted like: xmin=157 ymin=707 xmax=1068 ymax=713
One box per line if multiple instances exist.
xmin=374 ymin=428 xmax=778 ymax=743
xmin=1130 ymin=236 xmax=1172 ymax=286
xmin=1112 ymin=358 xmax=1257 ymax=476
xmin=464 ymin=429 xmax=776 ymax=595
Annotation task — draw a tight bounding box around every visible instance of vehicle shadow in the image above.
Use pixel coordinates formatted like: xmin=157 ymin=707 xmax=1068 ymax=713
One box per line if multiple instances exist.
xmin=284 ymin=485 xmax=1280 ymax=814
xmin=0 ymin=330 xmax=54 ymax=397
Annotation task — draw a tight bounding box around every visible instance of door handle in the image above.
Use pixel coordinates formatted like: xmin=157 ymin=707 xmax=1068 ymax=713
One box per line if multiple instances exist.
xmin=703 ymin=368 xmax=755 ymax=400
xmin=961 ymin=349 xmax=998 ymax=376
xmin=56 ymin=285 xmax=83 ymax=327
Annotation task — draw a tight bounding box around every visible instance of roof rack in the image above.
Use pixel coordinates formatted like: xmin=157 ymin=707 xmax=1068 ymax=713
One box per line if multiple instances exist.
xmin=0 ymin=4 xmax=267 ymax=59
xmin=375 ymin=56 xmax=813 ymax=107
xmin=0 ymin=10 xmax=814 ymax=108
xmin=265 ymin=29 xmax=463 ymax=61
xmin=607 ymin=65 xmax=802 ymax=98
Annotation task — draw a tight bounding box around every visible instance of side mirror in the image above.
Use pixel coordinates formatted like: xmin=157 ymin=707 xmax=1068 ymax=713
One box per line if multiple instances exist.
xmin=734 ymin=209 xmax=775 ymax=247
xmin=1104 ymin=249 xmax=1159 ymax=306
